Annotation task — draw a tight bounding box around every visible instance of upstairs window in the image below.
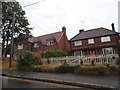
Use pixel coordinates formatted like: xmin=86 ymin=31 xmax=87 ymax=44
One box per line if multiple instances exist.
xmin=88 ymin=39 xmax=94 ymax=44
xmin=47 ymin=39 xmax=55 ymax=45
xmin=74 ymin=40 xmax=82 ymax=46
xmin=101 ymin=36 xmax=111 ymax=42
xmin=18 ymin=44 xmax=23 ymax=50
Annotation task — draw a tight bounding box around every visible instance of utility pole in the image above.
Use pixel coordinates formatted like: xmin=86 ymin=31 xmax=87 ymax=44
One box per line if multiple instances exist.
xmin=9 ymin=0 xmax=45 ymax=68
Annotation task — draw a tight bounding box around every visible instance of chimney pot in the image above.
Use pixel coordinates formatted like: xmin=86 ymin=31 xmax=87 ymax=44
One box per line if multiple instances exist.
xmin=111 ymin=23 xmax=115 ymax=31
xmin=79 ymin=29 xmax=84 ymax=33
xmin=62 ymin=26 xmax=66 ymax=33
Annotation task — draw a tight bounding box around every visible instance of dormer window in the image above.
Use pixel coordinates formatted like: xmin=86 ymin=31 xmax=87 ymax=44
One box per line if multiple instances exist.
xmin=47 ymin=39 xmax=55 ymax=45
xmin=101 ymin=36 xmax=111 ymax=42
xmin=18 ymin=44 xmax=23 ymax=50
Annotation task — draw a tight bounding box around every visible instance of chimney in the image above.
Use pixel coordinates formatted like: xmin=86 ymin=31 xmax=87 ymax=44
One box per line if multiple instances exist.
xmin=62 ymin=26 xmax=66 ymax=33
xmin=111 ymin=23 xmax=115 ymax=32
xmin=79 ymin=29 xmax=84 ymax=33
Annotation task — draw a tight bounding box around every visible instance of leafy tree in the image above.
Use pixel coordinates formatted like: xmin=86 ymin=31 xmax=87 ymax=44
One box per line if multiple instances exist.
xmin=2 ymin=2 xmax=32 ymax=57
xmin=45 ymin=49 xmax=68 ymax=58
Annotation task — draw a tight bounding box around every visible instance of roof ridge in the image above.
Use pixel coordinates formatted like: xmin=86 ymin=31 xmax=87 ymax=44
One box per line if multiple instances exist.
xmin=84 ymin=27 xmax=111 ymax=32
xmin=34 ymin=31 xmax=63 ymax=38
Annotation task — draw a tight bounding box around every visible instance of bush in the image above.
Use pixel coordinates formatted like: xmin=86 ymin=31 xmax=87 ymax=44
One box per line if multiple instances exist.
xmin=17 ymin=50 xmax=41 ymax=70
xmin=55 ymin=65 xmax=75 ymax=73
xmin=116 ymin=57 xmax=120 ymax=65
xmin=32 ymin=64 xmax=61 ymax=72
xmin=108 ymin=66 xmax=118 ymax=75
xmin=32 ymin=52 xmax=42 ymax=65
xmin=45 ymin=49 xmax=68 ymax=58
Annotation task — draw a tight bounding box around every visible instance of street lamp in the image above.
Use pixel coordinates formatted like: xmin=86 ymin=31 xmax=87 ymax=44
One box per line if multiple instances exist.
xmin=9 ymin=0 xmax=45 ymax=68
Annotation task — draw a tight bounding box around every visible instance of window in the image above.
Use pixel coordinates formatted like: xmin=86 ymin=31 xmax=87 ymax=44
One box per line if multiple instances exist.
xmin=33 ymin=43 xmax=39 ymax=47
xmin=88 ymin=39 xmax=94 ymax=44
xmin=74 ymin=51 xmax=83 ymax=56
xmin=102 ymin=47 xmax=114 ymax=55
xmin=18 ymin=44 xmax=23 ymax=50
xmin=101 ymin=36 xmax=111 ymax=42
xmin=74 ymin=40 xmax=82 ymax=46
xmin=47 ymin=39 xmax=54 ymax=45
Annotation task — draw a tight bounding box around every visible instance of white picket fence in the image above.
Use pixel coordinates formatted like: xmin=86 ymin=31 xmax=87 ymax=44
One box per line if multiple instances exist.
xmin=41 ymin=54 xmax=119 ymax=66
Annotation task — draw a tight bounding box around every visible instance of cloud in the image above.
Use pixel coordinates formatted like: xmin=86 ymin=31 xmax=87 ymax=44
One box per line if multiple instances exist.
xmin=17 ymin=0 xmax=119 ymax=39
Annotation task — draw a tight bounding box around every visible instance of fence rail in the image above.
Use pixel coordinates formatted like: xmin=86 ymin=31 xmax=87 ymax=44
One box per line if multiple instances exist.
xmin=41 ymin=54 xmax=119 ymax=66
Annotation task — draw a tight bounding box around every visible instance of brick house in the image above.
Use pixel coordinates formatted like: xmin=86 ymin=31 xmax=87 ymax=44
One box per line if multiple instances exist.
xmin=69 ymin=25 xmax=120 ymax=57
xmin=14 ymin=26 xmax=70 ymax=57
xmin=13 ymin=34 xmax=31 ymax=58
xmin=29 ymin=26 xmax=70 ymax=53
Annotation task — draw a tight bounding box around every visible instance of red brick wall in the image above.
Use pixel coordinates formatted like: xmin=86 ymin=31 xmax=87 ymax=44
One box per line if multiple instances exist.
xmin=32 ymin=31 xmax=70 ymax=52
xmin=70 ymin=35 xmax=119 ymax=51
xmin=14 ymin=41 xmax=30 ymax=56
xmin=32 ymin=44 xmax=58 ymax=52
xmin=57 ymin=31 xmax=70 ymax=52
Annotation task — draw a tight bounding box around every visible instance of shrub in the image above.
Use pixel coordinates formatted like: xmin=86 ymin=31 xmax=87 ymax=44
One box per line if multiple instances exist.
xmin=116 ymin=57 xmax=120 ymax=65
xmin=32 ymin=64 xmax=61 ymax=72
xmin=108 ymin=66 xmax=118 ymax=75
xmin=32 ymin=52 xmax=42 ymax=65
xmin=76 ymin=66 xmax=106 ymax=75
xmin=55 ymin=65 xmax=75 ymax=73
xmin=45 ymin=49 xmax=68 ymax=58
xmin=17 ymin=50 xmax=41 ymax=70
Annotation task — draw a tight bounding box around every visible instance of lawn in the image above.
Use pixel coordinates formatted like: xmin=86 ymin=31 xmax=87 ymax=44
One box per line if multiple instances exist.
xmin=1 ymin=60 xmax=17 ymax=70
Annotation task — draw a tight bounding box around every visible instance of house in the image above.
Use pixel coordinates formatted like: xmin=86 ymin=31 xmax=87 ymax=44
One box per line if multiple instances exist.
xmin=69 ymin=24 xmax=120 ymax=57
xmin=14 ymin=26 xmax=70 ymax=57
xmin=14 ymin=34 xmax=31 ymax=57
xmin=29 ymin=27 xmax=70 ymax=54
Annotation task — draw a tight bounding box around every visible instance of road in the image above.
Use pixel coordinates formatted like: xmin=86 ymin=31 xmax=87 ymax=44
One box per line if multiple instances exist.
xmin=1 ymin=76 xmax=93 ymax=89
xmin=2 ymin=69 xmax=119 ymax=88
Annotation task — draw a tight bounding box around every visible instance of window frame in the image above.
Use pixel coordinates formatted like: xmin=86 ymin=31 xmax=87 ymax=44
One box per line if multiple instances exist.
xmin=47 ymin=39 xmax=55 ymax=45
xmin=74 ymin=40 xmax=82 ymax=46
xmin=88 ymin=38 xmax=94 ymax=44
xmin=101 ymin=36 xmax=111 ymax=42
xmin=18 ymin=44 xmax=23 ymax=50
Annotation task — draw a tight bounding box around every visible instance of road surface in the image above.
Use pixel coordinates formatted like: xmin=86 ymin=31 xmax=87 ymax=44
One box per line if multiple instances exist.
xmin=1 ymin=76 xmax=93 ymax=89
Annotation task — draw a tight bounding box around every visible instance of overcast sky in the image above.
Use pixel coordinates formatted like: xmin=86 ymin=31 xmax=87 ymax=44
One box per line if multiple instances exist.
xmin=17 ymin=0 xmax=119 ymax=39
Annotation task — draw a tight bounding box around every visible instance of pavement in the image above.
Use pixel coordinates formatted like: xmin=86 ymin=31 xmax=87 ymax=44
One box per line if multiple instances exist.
xmin=1 ymin=69 xmax=120 ymax=90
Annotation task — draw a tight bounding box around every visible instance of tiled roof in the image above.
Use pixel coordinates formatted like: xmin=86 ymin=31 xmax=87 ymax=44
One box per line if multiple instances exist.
xmin=28 ymin=31 xmax=64 ymax=44
xmin=70 ymin=28 xmax=118 ymax=41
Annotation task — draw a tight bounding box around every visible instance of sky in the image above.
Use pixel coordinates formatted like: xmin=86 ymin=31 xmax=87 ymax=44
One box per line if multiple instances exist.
xmin=17 ymin=0 xmax=119 ymax=40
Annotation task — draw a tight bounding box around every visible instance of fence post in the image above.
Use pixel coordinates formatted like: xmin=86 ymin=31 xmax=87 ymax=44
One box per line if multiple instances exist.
xmin=78 ymin=56 xmax=80 ymax=65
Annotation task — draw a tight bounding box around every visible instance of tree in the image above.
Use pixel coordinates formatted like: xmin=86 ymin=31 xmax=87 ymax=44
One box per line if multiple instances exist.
xmin=2 ymin=2 xmax=32 ymax=58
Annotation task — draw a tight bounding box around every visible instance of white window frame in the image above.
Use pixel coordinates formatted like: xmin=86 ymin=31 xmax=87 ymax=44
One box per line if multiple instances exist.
xmin=47 ymin=40 xmax=54 ymax=45
xmin=18 ymin=44 xmax=23 ymax=50
xmin=101 ymin=36 xmax=111 ymax=42
xmin=33 ymin=43 xmax=39 ymax=48
xmin=88 ymin=38 xmax=94 ymax=44
xmin=74 ymin=40 xmax=82 ymax=46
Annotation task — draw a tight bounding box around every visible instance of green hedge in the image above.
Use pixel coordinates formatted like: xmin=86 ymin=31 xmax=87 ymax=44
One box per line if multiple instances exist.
xmin=45 ymin=49 xmax=68 ymax=58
